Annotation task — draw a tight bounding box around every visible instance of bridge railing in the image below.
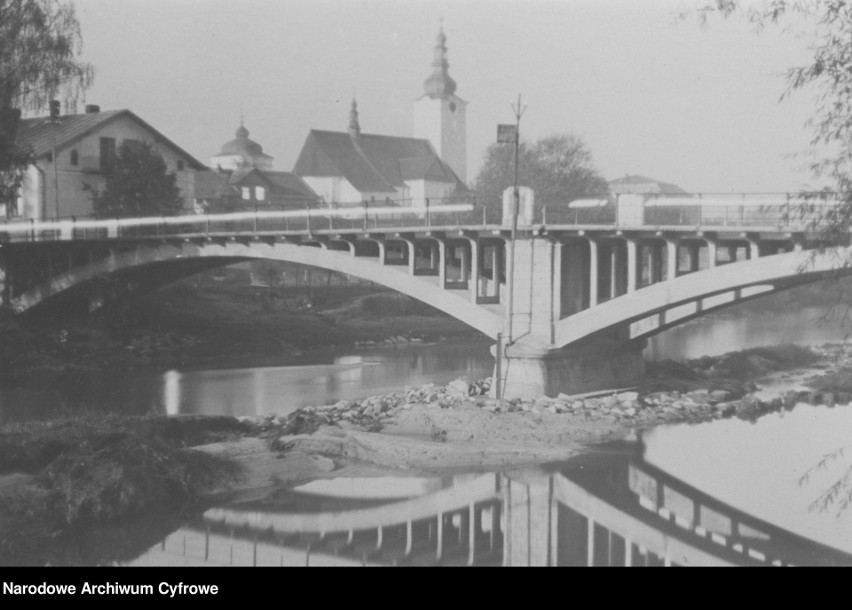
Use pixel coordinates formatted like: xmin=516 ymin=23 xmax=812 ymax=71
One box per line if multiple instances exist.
xmin=539 ymin=193 xmax=841 ymax=229
xmin=0 ymin=198 xmax=493 ymax=243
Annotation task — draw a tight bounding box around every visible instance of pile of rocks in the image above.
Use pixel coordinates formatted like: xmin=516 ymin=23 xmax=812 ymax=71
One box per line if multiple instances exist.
xmin=253 ymin=373 xmax=852 ymax=439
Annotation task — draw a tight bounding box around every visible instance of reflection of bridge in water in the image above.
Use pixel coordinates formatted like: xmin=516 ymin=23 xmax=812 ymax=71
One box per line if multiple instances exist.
xmin=133 ymin=446 xmax=852 ymax=567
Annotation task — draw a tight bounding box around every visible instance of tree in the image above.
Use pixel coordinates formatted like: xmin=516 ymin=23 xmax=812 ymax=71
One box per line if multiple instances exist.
xmin=0 ymin=0 xmax=94 ymax=213
xmin=471 ymin=133 xmax=609 ymax=210
xmin=697 ymin=2 xmax=852 ymax=249
xmin=89 ymin=141 xmax=184 ymax=218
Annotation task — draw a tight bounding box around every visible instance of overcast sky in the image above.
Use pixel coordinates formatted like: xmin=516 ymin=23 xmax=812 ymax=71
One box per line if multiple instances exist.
xmin=71 ymin=0 xmax=823 ymax=193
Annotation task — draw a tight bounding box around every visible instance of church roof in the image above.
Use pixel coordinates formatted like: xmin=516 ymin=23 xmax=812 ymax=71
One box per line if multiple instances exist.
xmin=422 ymin=25 xmax=458 ymax=100
xmin=15 ymin=108 xmax=205 ymax=169
xmin=214 ymin=123 xmax=273 ymax=162
xmin=293 ymin=129 xmax=462 ymax=193
xmin=609 ymin=174 xmax=689 ymax=196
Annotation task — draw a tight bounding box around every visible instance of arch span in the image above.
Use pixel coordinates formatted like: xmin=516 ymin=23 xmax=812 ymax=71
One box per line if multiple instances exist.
xmin=13 ymin=240 xmax=504 ymax=339
xmin=552 ymin=247 xmax=852 ymax=349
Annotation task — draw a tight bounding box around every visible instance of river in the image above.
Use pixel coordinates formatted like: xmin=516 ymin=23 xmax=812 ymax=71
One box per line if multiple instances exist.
xmin=0 ymin=307 xmax=844 ymax=423
xmin=4 ymin=306 xmax=852 ymax=566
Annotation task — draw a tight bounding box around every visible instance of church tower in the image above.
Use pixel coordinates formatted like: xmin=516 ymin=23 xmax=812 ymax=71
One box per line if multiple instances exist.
xmin=413 ymin=23 xmax=467 ymax=184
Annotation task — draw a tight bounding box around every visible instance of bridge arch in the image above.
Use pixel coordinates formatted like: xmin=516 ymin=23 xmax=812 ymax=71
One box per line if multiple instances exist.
xmin=12 ymin=239 xmax=504 ymax=339
xmin=551 ymin=247 xmax=852 ymax=349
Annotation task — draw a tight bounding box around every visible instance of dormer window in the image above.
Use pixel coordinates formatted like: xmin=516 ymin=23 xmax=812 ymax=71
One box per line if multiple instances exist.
xmin=70 ymin=149 xmax=79 ymax=166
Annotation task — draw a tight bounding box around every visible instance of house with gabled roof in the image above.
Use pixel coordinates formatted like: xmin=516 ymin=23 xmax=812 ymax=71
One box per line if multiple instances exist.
xmin=9 ymin=105 xmax=205 ymax=220
xmin=194 ymin=166 xmax=318 ymax=213
xmin=194 ymin=121 xmax=318 ymax=213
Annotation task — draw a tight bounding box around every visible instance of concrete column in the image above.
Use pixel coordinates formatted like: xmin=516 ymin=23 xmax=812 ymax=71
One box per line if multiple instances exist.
xmin=507 ymin=237 xmax=561 ymax=341
xmin=551 ymin=240 xmax=563 ymax=341
xmin=465 ymin=237 xmax=480 ymax=303
xmin=651 ymin=244 xmax=663 ymax=284
xmin=666 ymin=239 xmax=678 ymax=281
xmin=587 ymin=238 xmax=599 ymax=307
xmin=491 ymin=244 xmax=502 ymax=299
xmin=374 ymin=240 xmax=387 ymax=266
xmin=436 ymin=239 xmax=447 ymax=288
xmin=747 ymin=239 xmax=760 ymax=260
xmin=626 ymin=238 xmax=637 ymax=293
xmin=402 ymin=239 xmax=416 ymax=275
xmin=468 ymin=503 xmax=476 ymax=566
xmin=690 ymin=245 xmax=701 ymax=272
xmin=609 ymin=245 xmax=618 ymax=299
xmin=587 ymin=516 xmax=595 ymax=566
xmin=706 ymin=238 xmax=718 ymax=268
xmin=459 ymin=243 xmax=469 ymax=282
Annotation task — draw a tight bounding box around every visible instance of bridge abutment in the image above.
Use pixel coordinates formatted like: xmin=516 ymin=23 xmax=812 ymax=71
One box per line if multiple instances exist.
xmin=495 ymin=336 xmax=646 ymax=399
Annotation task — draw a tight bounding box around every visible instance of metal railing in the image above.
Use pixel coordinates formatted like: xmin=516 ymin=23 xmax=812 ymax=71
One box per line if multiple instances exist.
xmin=0 ymin=197 xmax=497 ymax=243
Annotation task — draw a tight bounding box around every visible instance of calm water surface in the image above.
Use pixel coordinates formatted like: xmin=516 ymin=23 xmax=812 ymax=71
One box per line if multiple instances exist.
xmin=5 ymin=306 xmax=852 ymax=565
xmin=126 ymin=403 xmax=852 ymax=566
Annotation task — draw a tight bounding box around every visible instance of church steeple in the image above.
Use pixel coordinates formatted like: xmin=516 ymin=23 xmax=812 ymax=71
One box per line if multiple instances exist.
xmin=348 ymin=98 xmax=361 ymax=138
xmin=422 ymin=22 xmax=457 ymax=99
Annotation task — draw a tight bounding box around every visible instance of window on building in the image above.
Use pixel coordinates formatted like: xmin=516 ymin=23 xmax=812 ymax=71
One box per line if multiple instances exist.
xmin=122 ymin=138 xmax=144 ymax=152
xmin=242 ymin=187 xmax=251 ymax=200
xmin=99 ymin=137 xmax=116 ymax=172
xmin=255 ymin=186 xmax=265 ymax=201
xmin=70 ymin=149 xmax=79 ymax=166
xmin=177 ymin=160 xmax=184 ymax=171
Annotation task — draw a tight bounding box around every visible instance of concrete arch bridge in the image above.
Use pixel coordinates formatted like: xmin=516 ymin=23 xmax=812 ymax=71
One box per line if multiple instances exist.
xmin=0 ymin=200 xmax=847 ymax=398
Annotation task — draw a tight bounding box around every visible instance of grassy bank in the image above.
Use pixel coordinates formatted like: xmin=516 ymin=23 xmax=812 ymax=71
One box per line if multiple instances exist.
xmin=0 ymin=415 xmax=248 ymax=566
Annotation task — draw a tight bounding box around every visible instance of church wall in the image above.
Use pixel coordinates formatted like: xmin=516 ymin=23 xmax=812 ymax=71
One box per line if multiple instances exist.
xmin=440 ymin=96 xmax=467 ymax=184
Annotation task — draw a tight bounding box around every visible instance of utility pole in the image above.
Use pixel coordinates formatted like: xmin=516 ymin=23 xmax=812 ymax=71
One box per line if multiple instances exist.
xmin=506 ymin=94 xmax=526 ymax=344
xmin=47 ymin=100 xmax=62 ymax=220
xmin=494 ymin=95 xmax=526 ymax=400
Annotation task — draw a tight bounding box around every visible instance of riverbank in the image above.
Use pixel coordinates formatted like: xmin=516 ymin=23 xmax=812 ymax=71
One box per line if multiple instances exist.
xmin=3 ymin=342 xmax=849 ymax=564
xmin=0 ymin=285 xmax=481 ymax=386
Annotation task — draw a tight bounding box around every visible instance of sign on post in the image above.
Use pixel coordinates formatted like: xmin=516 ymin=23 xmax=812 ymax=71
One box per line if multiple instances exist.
xmin=497 ymin=124 xmax=518 ymax=144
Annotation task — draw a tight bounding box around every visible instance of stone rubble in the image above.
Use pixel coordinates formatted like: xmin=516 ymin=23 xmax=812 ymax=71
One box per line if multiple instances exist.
xmin=247 ymin=361 xmax=852 ymax=439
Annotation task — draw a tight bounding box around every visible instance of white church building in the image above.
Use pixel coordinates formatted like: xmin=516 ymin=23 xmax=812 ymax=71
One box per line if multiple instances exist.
xmin=292 ymin=25 xmax=467 ymax=207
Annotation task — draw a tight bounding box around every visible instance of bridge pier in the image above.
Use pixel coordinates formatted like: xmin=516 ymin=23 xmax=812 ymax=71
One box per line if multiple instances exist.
xmin=496 ymin=336 xmax=646 ymax=400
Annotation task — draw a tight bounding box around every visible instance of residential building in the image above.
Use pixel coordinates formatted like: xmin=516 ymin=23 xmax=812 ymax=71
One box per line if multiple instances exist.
xmin=195 ymin=121 xmax=318 ymax=212
xmin=194 ymin=166 xmax=318 ymax=213
xmin=8 ymin=105 xmax=205 ymax=220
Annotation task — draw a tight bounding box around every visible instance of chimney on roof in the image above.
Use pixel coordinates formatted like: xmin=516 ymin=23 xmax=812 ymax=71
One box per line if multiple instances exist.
xmin=85 ymin=104 xmax=100 ymax=114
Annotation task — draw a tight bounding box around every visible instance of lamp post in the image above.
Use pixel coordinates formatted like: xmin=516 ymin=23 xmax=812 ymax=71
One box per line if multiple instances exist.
xmin=495 ymin=95 xmax=526 ymax=399
xmin=47 ymin=100 xmax=61 ymax=220
xmin=505 ymin=94 xmax=526 ymax=345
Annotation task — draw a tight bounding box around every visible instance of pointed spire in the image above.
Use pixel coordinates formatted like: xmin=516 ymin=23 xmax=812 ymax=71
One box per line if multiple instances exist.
xmin=348 ymin=97 xmax=361 ymax=137
xmin=423 ymin=20 xmax=457 ymax=99
xmin=236 ymin=114 xmax=249 ymax=138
